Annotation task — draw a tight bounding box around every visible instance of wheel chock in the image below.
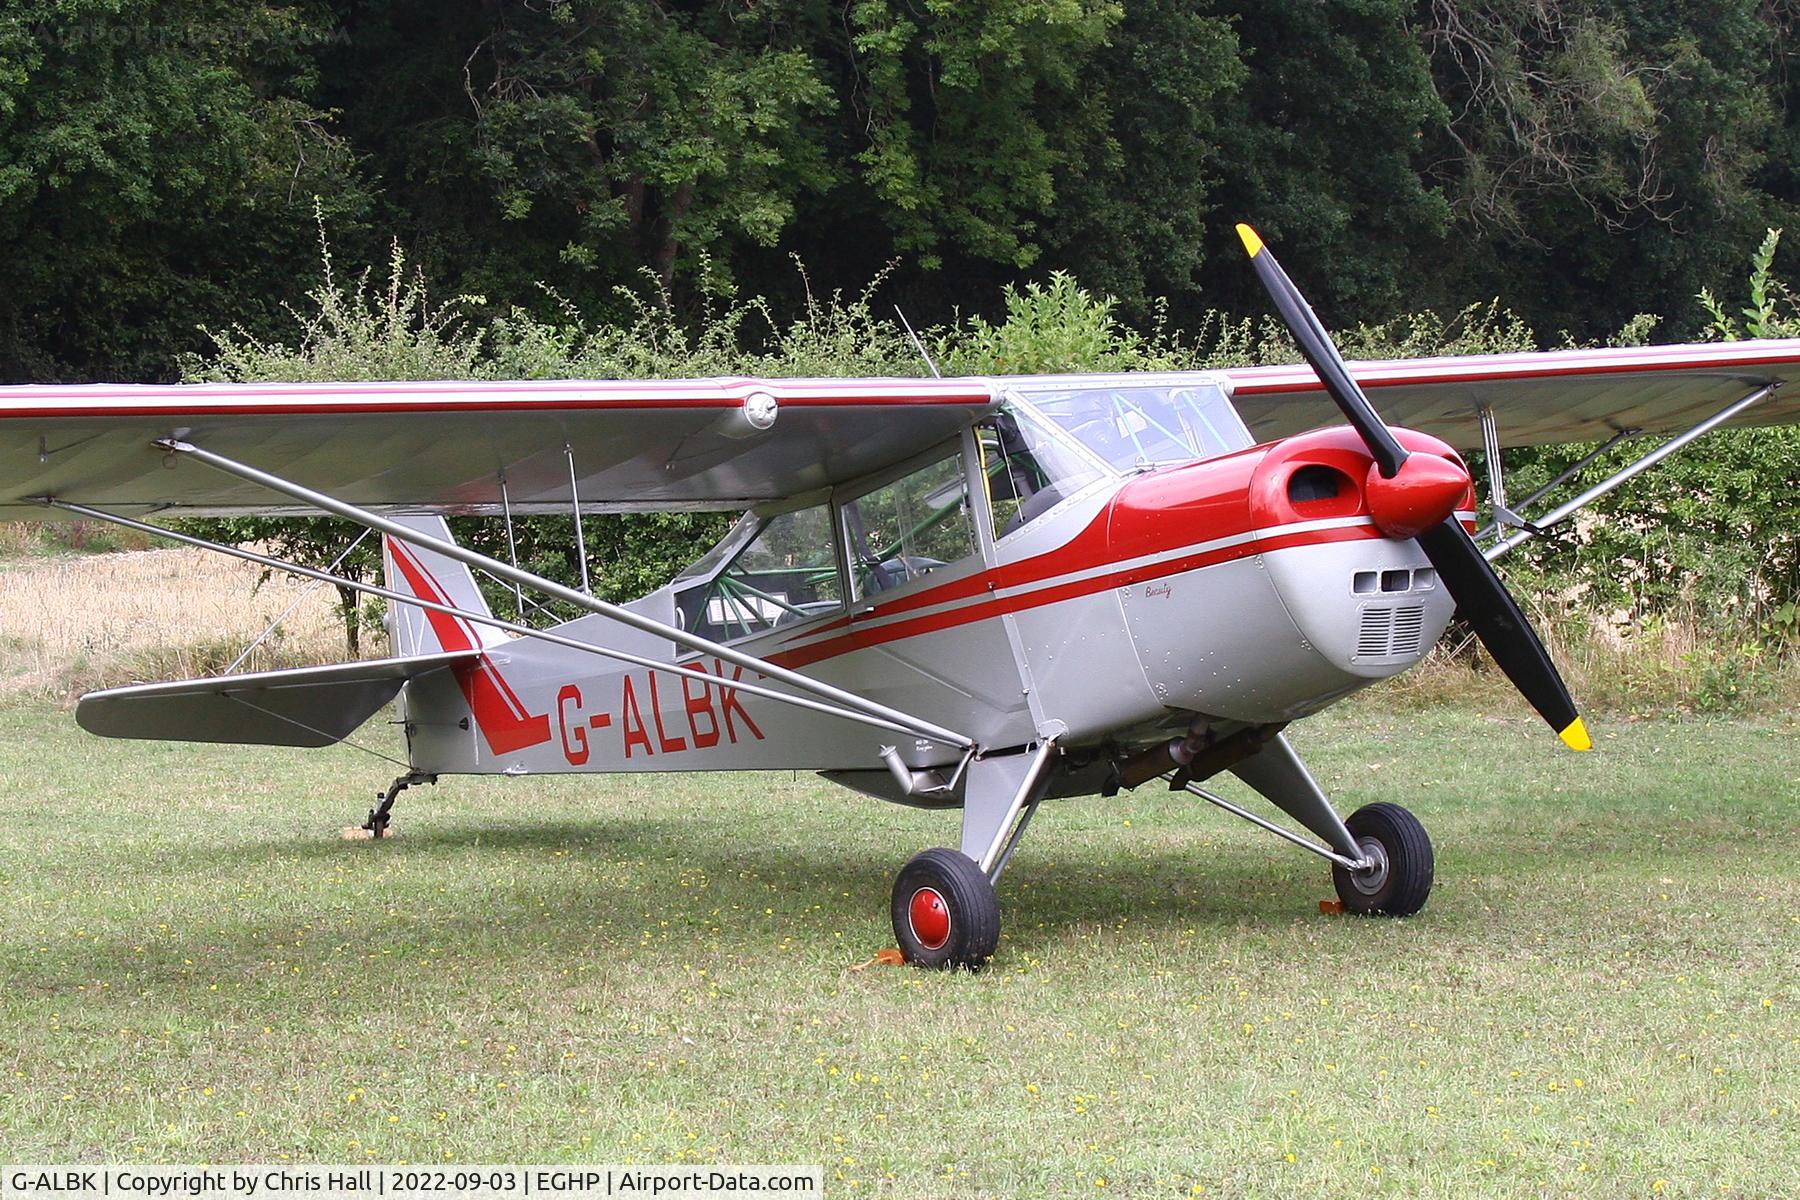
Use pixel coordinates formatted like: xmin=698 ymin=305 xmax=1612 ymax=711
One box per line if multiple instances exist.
xmin=1318 ymin=899 xmax=1345 ymax=915
xmin=849 ymin=947 xmax=907 ymax=971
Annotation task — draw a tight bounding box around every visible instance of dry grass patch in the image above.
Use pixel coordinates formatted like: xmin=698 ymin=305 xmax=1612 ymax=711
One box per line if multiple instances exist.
xmin=0 ymin=546 xmax=353 ymax=699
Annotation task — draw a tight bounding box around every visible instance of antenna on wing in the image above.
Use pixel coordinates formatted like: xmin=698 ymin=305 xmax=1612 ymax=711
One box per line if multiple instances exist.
xmin=894 ymin=306 xmax=941 ymax=378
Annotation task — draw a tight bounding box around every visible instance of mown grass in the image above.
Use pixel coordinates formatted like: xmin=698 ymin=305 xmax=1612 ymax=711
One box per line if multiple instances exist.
xmin=0 ymin=699 xmax=1795 ymax=1197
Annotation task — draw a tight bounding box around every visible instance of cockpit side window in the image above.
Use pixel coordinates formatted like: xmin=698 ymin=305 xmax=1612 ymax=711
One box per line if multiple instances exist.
xmin=976 ymin=407 xmax=1106 ymax=540
xmin=840 ymin=446 xmax=977 ymax=599
xmin=675 ymin=504 xmax=843 ymax=642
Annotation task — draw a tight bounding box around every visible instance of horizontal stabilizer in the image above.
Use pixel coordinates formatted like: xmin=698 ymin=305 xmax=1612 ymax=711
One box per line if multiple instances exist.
xmin=76 ymin=651 xmax=476 ymax=747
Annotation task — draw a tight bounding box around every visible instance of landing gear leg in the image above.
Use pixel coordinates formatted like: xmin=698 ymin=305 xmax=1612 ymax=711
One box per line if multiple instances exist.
xmin=1223 ymin=733 xmax=1434 ymax=916
xmin=345 ymin=770 xmax=436 ymax=840
xmin=888 ymin=741 xmax=1059 ymax=969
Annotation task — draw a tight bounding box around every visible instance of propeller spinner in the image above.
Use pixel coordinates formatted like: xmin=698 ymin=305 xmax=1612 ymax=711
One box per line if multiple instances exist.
xmin=1236 ymin=223 xmax=1591 ymax=751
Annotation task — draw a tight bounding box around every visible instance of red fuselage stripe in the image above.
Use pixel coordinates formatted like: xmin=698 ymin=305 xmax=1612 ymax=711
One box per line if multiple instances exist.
xmin=765 ymin=523 xmax=1385 ymax=670
xmin=386 ymin=538 xmax=552 ymax=754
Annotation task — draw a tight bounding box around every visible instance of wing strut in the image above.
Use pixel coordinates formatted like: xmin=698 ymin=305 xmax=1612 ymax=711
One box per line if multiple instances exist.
xmin=564 ymin=443 xmax=593 ymax=596
xmin=1475 ymin=426 xmax=1639 ymax=542
xmin=1485 ymin=380 xmax=1778 ymax=563
xmin=155 ymin=436 xmax=973 ymax=749
xmin=47 ymin=498 xmax=972 ymax=749
xmin=497 ymin=468 xmax=526 ymax=619
xmin=1476 ymin=404 xmax=1527 ymax=532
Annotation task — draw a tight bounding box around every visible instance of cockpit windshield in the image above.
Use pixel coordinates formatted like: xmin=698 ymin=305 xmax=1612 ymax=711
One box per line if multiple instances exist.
xmin=1016 ymin=381 xmax=1252 ymax=472
xmin=976 ymin=407 xmax=1107 ymax=538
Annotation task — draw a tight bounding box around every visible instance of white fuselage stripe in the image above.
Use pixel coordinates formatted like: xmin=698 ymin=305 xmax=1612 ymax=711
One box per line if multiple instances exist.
xmin=773 ymin=512 xmax=1469 ymax=652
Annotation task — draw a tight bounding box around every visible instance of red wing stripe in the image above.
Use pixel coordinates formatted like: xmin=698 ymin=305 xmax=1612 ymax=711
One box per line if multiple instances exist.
xmin=1225 ymin=342 xmax=1800 ymax=394
xmin=0 ymin=377 xmax=995 ymax=419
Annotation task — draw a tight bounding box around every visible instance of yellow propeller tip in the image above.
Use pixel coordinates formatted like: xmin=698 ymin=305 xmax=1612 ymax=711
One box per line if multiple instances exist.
xmin=1558 ymin=716 xmax=1592 ymax=752
xmin=1235 ymin=223 xmax=1264 ymax=258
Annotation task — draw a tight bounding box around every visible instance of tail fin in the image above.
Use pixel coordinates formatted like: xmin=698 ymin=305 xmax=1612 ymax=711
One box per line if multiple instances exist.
xmin=382 ymin=516 xmax=510 ymax=656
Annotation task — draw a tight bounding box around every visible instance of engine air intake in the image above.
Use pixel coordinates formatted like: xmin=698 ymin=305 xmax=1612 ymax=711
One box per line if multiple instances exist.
xmin=1356 ymin=604 xmax=1428 ymax=658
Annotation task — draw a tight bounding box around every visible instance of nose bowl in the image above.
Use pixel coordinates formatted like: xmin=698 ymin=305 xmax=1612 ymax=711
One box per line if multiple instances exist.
xmin=1243 ymin=424 xmax=1465 ymax=689
xmin=1105 ymin=437 xmax=1456 ymax=724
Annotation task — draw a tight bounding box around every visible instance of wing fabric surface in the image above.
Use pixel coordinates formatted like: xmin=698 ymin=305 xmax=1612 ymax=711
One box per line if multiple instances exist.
xmin=6 ymin=344 xmax=1800 ymax=524
xmin=1223 ymin=339 xmax=1800 ymax=449
xmin=0 ymin=377 xmax=997 ymax=520
xmin=76 ymin=651 xmax=475 ymax=747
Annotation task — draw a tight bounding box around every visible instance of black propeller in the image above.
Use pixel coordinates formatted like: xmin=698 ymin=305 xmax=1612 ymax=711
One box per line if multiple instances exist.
xmin=1236 ymin=223 xmax=1590 ymax=751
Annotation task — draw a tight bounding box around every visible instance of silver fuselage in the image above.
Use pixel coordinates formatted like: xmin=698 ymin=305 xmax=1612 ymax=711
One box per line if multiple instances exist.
xmin=396 ymin=383 xmax=1465 ymax=792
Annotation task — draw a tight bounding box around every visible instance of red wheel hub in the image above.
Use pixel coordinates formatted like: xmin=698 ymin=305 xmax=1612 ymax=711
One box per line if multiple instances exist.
xmin=908 ymin=887 xmax=951 ymax=951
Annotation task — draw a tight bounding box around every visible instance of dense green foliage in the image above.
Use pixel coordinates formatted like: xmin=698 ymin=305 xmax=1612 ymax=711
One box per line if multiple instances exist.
xmin=0 ymin=1 xmax=373 ymax=380
xmin=12 ymin=2 xmax=1800 ymax=381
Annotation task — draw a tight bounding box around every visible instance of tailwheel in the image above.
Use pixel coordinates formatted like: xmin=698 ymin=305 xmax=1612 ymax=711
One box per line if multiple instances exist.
xmin=1332 ymin=802 xmax=1434 ymax=917
xmin=891 ymin=848 xmax=1001 ymax=970
xmin=342 ymin=771 xmax=436 ymax=842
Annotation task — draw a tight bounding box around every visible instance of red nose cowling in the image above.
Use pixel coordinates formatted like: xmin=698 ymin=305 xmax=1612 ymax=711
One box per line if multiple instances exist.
xmin=1363 ymin=453 xmax=1472 ymax=539
xmin=1242 ymin=425 xmax=1474 ymax=535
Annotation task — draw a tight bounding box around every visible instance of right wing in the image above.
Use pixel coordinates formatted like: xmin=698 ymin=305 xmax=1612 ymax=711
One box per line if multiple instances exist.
xmin=1223 ymin=338 xmax=1800 ymax=449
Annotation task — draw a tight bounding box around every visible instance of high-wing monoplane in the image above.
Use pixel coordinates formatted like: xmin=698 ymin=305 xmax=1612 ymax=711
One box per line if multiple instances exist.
xmin=6 ymin=228 xmax=1799 ymax=967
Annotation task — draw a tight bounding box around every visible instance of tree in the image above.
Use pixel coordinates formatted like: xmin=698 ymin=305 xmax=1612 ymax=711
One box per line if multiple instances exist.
xmin=312 ymin=1 xmax=840 ymax=316
xmin=0 ymin=1 xmax=373 ymax=381
xmin=1191 ymin=0 xmax=1457 ymax=326
xmin=1415 ymin=0 xmax=1792 ymax=341
xmin=1033 ymin=0 xmax=1245 ymax=314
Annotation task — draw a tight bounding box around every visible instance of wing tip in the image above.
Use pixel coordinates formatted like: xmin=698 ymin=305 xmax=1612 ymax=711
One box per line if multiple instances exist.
xmin=1235 ymin=223 xmax=1264 ymax=259
xmin=1558 ymin=715 xmax=1592 ymax=752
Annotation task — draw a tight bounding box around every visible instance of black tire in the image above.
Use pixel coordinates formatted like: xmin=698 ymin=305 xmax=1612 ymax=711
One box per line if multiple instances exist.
xmin=890 ymin=848 xmax=1001 ymax=969
xmin=1332 ymin=802 xmax=1433 ymax=917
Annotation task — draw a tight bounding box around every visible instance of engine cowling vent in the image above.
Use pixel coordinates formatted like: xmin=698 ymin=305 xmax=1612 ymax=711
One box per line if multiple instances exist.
xmin=1356 ymin=604 xmax=1427 ymax=659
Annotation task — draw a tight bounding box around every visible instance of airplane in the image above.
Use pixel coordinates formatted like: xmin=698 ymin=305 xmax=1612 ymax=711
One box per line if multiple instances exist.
xmin=4 ymin=226 xmax=1800 ymax=969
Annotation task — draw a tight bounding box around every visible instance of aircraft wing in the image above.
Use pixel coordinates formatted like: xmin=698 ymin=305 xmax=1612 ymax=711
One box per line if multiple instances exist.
xmin=7 ymin=341 xmax=1798 ymax=524
xmin=1223 ymin=339 xmax=1800 ymax=448
xmin=0 ymin=377 xmax=996 ymax=519
xmin=76 ymin=651 xmax=476 ymax=746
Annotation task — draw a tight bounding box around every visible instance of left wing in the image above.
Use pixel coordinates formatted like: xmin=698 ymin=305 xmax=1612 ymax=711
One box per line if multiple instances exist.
xmin=0 ymin=377 xmax=996 ymax=520
xmin=1222 ymin=339 xmax=1800 ymax=449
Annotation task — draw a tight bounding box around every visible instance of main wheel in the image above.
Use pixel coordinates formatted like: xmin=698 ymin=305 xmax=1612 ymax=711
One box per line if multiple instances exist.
xmin=891 ymin=848 xmax=1001 ymax=969
xmin=1332 ymin=802 xmax=1434 ymax=916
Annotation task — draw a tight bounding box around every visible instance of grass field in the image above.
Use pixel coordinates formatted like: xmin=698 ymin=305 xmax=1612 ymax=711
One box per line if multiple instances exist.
xmin=0 ymin=697 xmax=1795 ymax=1196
